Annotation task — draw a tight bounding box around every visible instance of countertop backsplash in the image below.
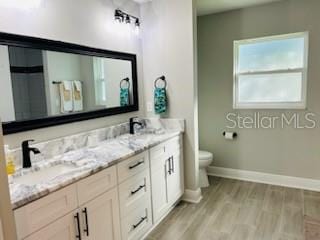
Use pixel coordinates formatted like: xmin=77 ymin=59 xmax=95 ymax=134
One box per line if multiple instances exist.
xmin=9 ymin=118 xmax=185 ymax=169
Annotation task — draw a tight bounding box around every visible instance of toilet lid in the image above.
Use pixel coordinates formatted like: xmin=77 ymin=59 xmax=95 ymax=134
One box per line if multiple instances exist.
xmin=199 ymin=150 xmax=213 ymax=160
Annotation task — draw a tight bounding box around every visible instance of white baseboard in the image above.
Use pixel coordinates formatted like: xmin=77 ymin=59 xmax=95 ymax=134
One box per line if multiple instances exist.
xmin=182 ymin=188 xmax=203 ymax=203
xmin=208 ymin=166 xmax=320 ymax=192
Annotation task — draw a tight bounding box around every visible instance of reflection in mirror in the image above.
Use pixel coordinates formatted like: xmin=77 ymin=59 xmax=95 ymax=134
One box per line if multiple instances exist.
xmin=0 ymin=46 xmax=134 ymax=123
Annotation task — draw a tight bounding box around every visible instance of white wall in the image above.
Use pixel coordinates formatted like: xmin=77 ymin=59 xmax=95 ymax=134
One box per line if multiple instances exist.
xmin=0 ymin=46 xmax=15 ymax=122
xmin=104 ymin=58 xmax=132 ymax=108
xmin=0 ymin=0 xmax=145 ymax=148
xmin=140 ymin=0 xmax=199 ymax=191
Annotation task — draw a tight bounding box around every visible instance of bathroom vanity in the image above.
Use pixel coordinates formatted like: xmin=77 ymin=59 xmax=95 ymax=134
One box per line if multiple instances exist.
xmin=0 ymin=32 xmax=186 ymax=240
xmin=9 ymin=120 xmax=184 ymax=240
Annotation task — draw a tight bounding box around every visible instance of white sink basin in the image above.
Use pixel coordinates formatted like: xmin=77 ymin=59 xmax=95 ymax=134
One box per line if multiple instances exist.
xmin=13 ymin=164 xmax=77 ymax=186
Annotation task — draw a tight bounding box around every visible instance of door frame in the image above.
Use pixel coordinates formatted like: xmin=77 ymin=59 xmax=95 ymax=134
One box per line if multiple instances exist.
xmin=0 ymin=119 xmax=17 ymax=239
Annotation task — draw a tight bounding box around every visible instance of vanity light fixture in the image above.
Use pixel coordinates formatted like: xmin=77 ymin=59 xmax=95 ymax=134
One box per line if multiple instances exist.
xmin=114 ymin=9 xmax=141 ymax=35
xmin=114 ymin=9 xmax=124 ymax=23
xmin=125 ymin=15 xmax=131 ymax=24
xmin=135 ymin=18 xmax=140 ymax=35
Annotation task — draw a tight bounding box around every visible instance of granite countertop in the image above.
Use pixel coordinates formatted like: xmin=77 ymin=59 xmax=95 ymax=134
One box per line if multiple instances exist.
xmin=10 ymin=130 xmax=182 ymax=210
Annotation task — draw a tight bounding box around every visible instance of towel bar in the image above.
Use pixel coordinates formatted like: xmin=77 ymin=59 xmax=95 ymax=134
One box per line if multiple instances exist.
xmin=52 ymin=81 xmax=83 ymax=84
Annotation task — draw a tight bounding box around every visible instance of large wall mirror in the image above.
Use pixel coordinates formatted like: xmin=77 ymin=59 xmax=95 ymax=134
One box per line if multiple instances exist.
xmin=0 ymin=33 xmax=138 ymax=134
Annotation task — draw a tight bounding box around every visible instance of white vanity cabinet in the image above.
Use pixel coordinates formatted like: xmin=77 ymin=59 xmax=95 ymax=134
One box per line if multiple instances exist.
xmin=118 ymin=151 xmax=153 ymax=240
xmin=15 ymin=166 xmax=121 ymax=240
xmin=14 ymin=134 xmax=184 ymax=240
xmin=150 ymin=136 xmax=184 ymax=223
xmin=79 ymin=188 xmax=121 ymax=240
xmin=14 ymin=185 xmax=79 ymax=239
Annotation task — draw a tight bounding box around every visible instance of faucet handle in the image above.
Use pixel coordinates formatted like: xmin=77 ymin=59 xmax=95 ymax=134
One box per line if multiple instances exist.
xmin=22 ymin=139 xmax=35 ymax=147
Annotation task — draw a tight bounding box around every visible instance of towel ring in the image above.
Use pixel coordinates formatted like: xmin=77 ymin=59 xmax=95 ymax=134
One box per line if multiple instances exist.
xmin=154 ymin=75 xmax=167 ymax=89
xmin=120 ymin=77 xmax=130 ymax=89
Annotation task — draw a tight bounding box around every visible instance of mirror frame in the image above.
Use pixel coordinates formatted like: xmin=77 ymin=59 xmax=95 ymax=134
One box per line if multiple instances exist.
xmin=0 ymin=32 xmax=139 ymax=135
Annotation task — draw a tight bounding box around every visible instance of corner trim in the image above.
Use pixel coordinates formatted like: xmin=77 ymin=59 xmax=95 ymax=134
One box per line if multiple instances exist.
xmin=208 ymin=166 xmax=320 ymax=192
xmin=182 ymin=188 xmax=203 ymax=203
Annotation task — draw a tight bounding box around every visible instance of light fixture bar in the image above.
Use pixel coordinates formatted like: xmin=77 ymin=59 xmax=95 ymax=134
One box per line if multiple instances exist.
xmin=114 ymin=9 xmax=140 ymax=26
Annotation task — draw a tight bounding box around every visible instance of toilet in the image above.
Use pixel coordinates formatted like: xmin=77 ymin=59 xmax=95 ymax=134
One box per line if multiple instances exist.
xmin=199 ymin=150 xmax=213 ymax=188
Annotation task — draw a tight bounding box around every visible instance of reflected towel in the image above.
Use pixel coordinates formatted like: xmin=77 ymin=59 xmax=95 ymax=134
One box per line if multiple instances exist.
xmin=154 ymin=87 xmax=167 ymax=114
xmin=59 ymin=81 xmax=73 ymax=113
xmin=73 ymin=81 xmax=83 ymax=112
xmin=120 ymin=88 xmax=129 ymax=106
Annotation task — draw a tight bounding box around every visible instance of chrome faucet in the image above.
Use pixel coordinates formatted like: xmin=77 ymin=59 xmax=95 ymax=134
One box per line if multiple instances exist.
xmin=129 ymin=117 xmax=143 ymax=134
xmin=22 ymin=140 xmax=41 ymax=168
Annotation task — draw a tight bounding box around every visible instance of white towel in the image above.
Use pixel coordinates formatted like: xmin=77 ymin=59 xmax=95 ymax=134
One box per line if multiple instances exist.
xmin=73 ymin=81 xmax=83 ymax=112
xmin=59 ymin=81 xmax=73 ymax=113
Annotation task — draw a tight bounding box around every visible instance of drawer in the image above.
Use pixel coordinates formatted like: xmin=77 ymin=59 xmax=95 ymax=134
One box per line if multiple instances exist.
xmin=77 ymin=166 xmax=117 ymax=205
xmin=117 ymin=151 xmax=149 ymax=183
xmin=119 ymin=170 xmax=151 ymax=218
xmin=150 ymin=136 xmax=181 ymax=161
xmin=165 ymin=136 xmax=181 ymax=154
xmin=14 ymin=185 xmax=78 ymax=239
xmin=149 ymin=142 xmax=166 ymax=160
xmin=121 ymin=205 xmax=152 ymax=240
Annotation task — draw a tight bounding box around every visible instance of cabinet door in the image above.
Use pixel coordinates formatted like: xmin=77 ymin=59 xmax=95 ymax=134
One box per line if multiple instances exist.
xmin=167 ymin=150 xmax=184 ymax=205
xmin=24 ymin=213 xmax=76 ymax=240
xmin=150 ymin=157 xmax=170 ymax=223
xmin=15 ymin=185 xmax=78 ymax=239
xmin=81 ymin=187 xmax=121 ymax=240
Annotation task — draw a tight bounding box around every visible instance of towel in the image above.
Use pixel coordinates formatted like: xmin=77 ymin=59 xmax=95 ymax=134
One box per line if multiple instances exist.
xmin=154 ymin=87 xmax=167 ymax=114
xmin=120 ymin=88 xmax=129 ymax=106
xmin=59 ymin=81 xmax=73 ymax=113
xmin=73 ymin=81 xmax=83 ymax=112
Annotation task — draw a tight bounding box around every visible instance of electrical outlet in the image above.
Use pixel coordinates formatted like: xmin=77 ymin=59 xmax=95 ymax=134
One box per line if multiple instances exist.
xmin=147 ymin=102 xmax=153 ymax=112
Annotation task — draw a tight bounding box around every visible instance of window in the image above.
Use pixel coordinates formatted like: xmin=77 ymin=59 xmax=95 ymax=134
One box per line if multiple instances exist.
xmin=233 ymin=32 xmax=308 ymax=109
xmin=93 ymin=57 xmax=107 ymax=105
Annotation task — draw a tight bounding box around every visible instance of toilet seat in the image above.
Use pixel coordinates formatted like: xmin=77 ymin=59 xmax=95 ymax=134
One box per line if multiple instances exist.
xmin=199 ymin=150 xmax=213 ymax=161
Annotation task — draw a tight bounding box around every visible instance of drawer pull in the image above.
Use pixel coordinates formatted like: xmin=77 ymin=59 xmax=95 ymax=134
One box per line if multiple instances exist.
xmin=129 ymin=161 xmax=144 ymax=170
xmin=171 ymin=156 xmax=175 ymax=173
xmin=131 ymin=184 xmax=146 ymax=195
xmin=167 ymin=157 xmax=172 ymax=175
xmin=82 ymin=208 xmax=89 ymax=236
xmin=132 ymin=216 xmax=147 ymax=229
xmin=74 ymin=212 xmax=82 ymax=240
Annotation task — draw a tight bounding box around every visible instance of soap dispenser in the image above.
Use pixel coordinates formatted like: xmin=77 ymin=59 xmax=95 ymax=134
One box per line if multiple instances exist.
xmin=4 ymin=145 xmax=16 ymax=177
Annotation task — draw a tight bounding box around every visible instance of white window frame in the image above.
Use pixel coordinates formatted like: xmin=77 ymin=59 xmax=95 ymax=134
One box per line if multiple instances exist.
xmin=233 ymin=32 xmax=309 ymax=109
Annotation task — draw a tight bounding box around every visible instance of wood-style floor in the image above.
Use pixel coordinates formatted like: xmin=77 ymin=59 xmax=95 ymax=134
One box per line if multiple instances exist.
xmin=146 ymin=177 xmax=320 ymax=240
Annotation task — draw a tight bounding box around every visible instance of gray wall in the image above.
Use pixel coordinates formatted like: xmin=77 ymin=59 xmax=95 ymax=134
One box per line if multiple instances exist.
xmin=198 ymin=0 xmax=320 ymax=180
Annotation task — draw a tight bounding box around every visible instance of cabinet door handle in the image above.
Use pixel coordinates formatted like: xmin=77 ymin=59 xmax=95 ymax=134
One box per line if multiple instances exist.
xmin=129 ymin=161 xmax=144 ymax=170
xmin=132 ymin=216 xmax=147 ymax=229
xmin=74 ymin=212 xmax=82 ymax=240
xmin=167 ymin=157 xmax=172 ymax=175
xmin=82 ymin=208 xmax=89 ymax=236
xmin=131 ymin=184 xmax=146 ymax=195
xmin=171 ymin=156 xmax=175 ymax=173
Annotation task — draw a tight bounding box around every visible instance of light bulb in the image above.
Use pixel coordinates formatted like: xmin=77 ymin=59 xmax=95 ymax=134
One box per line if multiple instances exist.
xmin=134 ymin=25 xmax=140 ymax=35
xmin=125 ymin=15 xmax=131 ymax=24
xmin=134 ymin=19 xmax=140 ymax=35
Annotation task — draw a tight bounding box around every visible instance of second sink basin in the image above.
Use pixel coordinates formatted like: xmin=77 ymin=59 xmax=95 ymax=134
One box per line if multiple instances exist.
xmin=13 ymin=164 xmax=78 ymax=186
